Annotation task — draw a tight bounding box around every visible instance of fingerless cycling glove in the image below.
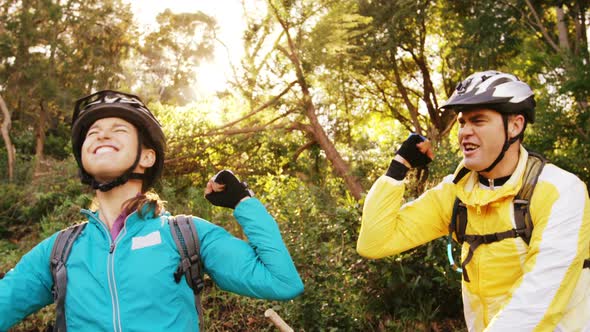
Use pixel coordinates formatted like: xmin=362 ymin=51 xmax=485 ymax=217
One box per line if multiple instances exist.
xmin=205 ymin=170 xmax=252 ymax=209
xmin=385 ymin=133 xmax=432 ymax=180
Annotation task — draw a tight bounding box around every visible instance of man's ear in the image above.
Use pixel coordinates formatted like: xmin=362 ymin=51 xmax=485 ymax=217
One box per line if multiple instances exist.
xmin=509 ymin=114 xmax=525 ymax=139
xmin=139 ymin=148 xmax=156 ymax=168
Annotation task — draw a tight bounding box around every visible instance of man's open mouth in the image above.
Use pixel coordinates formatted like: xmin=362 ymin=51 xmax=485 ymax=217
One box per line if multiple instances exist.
xmin=463 ymin=143 xmax=479 ymax=152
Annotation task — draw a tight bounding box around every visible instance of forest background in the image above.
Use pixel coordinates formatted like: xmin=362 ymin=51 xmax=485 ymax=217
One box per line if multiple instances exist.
xmin=1 ymin=0 xmax=589 ymax=331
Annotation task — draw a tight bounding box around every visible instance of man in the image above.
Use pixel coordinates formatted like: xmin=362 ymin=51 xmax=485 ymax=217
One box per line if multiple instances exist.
xmin=357 ymin=70 xmax=590 ymax=331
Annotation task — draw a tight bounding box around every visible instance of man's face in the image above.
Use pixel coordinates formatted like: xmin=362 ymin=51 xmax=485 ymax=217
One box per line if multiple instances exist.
xmin=457 ymin=109 xmax=506 ymax=172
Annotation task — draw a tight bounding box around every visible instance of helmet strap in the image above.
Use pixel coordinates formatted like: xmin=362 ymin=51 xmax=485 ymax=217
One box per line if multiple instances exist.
xmin=481 ymin=115 xmax=519 ymax=174
xmin=82 ymin=133 xmax=147 ymax=192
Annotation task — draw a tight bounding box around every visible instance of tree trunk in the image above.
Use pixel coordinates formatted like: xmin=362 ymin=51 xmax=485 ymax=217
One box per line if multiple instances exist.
xmin=271 ymin=4 xmax=365 ymax=200
xmin=34 ymin=101 xmax=47 ymax=178
xmin=391 ymin=58 xmax=422 ymax=134
xmin=301 ymin=86 xmax=364 ymax=200
xmin=291 ymin=50 xmax=364 ymax=200
xmin=0 ymin=93 xmax=15 ymax=181
xmin=555 ymin=5 xmax=571 ymax=51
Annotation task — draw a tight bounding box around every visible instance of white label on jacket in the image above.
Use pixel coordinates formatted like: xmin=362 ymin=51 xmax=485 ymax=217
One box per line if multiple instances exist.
xmin=131 ymin=231 xmax=162 ymax=250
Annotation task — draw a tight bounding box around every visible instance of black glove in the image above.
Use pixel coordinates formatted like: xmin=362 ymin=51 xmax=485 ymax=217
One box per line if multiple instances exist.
xmin=386 ymin=133 xmax=432 ymax=180
xmin=395 ymin=133 xmax=432 ymax=168
xmin=386 ymin=159 xmax=409 ymax=180
xmin=205 ymin=170 xmax=252 ymax=209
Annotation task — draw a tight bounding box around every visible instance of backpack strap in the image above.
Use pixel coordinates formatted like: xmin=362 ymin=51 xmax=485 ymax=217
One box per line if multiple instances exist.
xmin=450 ymin=198 xmax=520 ymax=282
xmin=49 ymin=223 xmax=87 ymax=332
xmin=517 ymin=153 xmax=589 ymax=270
xmin=512 ymin=152 xmax=546 ymax=245
xmin=449 ymin=152 xmax=547 ymax=282
xmin=446 ymin=198 xmax=467 ymax=273
xmin=450 ymin=198 xmax=468 ymax=244
xmin=169 ymin=215 xmax=205 ymax=330
xmin=459 ymin=229 xmax=522 ymax=282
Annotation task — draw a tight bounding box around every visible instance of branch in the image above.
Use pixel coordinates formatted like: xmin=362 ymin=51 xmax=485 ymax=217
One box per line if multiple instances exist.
xmin=291 ymin=140 xmax=317 ymax=163
xmin=166 ymin=118 xmax=312 ymax=168
xmin=287 ymin=121 xmax=314 ymax=135
xmin=0 ymin=93 xmax=15 ymax=181
xmin=276 ymin=44 xmax=295 ymax=63
xmin=255 ymin=25 xmax=285 ymax=75
xmin=269 ymin=1 xmax=302 ymax=73
xmin=0 ymin=95 xmax=11 ymax=131
xmin=439 ymin=112 xmax=457 ymax=138
xmin=206 ymin=122 xmax=290 ymax=137
xmin=369 ymin=74 xmax=414 ymax=132
xmin=524 ymin=0 xmax=561 ymax=53
xmin=206 ymin=80 xmax=296 ymax=133
xmin=207 ymin=109 xmax=308 ymax=138
xmin=576 ymin=126 xmax=589 ymax=141
xmin=212 ymin=29 xmax=240 ymax=91
xmin=391 ymin=57 xmax=423 ymax=134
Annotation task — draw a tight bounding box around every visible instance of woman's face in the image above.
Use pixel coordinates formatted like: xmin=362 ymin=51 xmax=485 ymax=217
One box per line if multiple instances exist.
xmin=81 ymin=117 xmax=140 ymax=182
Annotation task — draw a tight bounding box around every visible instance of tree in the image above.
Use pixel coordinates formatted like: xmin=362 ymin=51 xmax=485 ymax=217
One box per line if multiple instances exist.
xmin=191 ymin=0 xmax=372 ymax=200
xmin=135 ymin=9 xmax=217 ymax=105
xmin=0 ymin=0 xmax=136 ymax=180
xmin=347 ymin=0 xmax=455 ymax=144
xmin=516 ymin=0 xmax=590 ymax=184
xmin=0 ymin=93 xmax=14 ymax=181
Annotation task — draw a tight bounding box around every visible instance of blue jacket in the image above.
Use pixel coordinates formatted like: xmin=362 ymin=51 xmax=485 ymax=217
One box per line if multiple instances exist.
xmin=0 ymin=198 xmax=303 ymax=331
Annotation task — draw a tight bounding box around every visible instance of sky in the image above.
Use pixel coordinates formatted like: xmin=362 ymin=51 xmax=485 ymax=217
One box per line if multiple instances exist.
xmin=123 ymin=0 xmax=250 ymax=96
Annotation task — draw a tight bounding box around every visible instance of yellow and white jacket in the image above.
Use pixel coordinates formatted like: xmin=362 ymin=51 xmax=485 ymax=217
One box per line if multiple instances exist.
xmin=357 ymin=147 xmax=590 ymax=332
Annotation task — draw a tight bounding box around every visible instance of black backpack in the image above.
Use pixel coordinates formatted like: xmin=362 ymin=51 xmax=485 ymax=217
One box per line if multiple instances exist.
xmin=449 ymin=152 xmax=589 ymax=282
xmin=48 ymin=215 xmax=204 ymax=332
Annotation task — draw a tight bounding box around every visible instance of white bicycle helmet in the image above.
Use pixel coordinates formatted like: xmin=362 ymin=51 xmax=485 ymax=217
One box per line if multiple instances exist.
xmin=441 ymin=70 xmax=535 ymax=123
xmin=443 ymin=71 xmax=536 ymax=176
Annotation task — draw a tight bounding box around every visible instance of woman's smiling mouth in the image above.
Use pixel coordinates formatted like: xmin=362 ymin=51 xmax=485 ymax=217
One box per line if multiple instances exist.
xmin=94 ymin=145 xmax=118 ymax=154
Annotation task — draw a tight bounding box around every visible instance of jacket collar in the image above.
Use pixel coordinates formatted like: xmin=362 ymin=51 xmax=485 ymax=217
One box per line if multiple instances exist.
xmin=80 ymin=206 xmax=159 ymax=233
xmin=453 ymin=146 xmax=529 ymax=206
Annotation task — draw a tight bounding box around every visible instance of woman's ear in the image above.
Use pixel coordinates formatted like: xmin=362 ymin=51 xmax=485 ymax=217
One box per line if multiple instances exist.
xmin=139 ymin=148 xmax=156 ymax=169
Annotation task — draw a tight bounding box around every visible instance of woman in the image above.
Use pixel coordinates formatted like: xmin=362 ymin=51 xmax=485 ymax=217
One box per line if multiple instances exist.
xmin=0 ymin=90 xmax=304 ymax=331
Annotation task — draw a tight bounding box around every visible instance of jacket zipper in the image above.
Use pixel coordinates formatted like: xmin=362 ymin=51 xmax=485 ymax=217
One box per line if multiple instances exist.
xmin=82 ymin=210 xmax=132 ymax=332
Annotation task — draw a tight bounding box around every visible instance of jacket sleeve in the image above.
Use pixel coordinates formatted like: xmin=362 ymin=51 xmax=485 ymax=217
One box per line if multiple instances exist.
xmin=196 ymin=198 xmax=303 ymax=301
xmin=357 ymin=175 xmax=455 ymax=259
xmin=486 ymin=166 xmax=590 ymax=331
xmin=0 ymin=234 xmax=57 ymax=331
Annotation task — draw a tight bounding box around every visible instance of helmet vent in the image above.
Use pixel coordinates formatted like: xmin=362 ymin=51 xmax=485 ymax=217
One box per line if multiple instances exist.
xmin=455 ymin=78 xmax=473 ymax=95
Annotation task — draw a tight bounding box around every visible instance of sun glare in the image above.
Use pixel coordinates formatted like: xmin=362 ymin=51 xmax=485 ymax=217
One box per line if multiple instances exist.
xmin=123 ymin=0 xmax=248 ymax=96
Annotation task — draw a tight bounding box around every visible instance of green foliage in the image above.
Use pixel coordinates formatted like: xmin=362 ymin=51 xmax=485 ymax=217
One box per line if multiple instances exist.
xmin=363 ymin=239 xmax=463 ymax=326
xmin=0 ymin=183 xmax=27 ymax=237
xmin=306 ymin=0 xmax=373 ymax=66
xmin=0 ymin=159 xmax=90 ymax=332
xmin=44 ymin=122 xmax=72 ymax=160
xmin=201 ymin=284 xmax=277 ymax=331
xmin=255 ymin=174 xmax=368 ymax=330
xmin=439 ymin=0 xmax=523 ymax=78
xmin=135 ymin=9 xmax=217 ymax=105
xmin=1 ymin=0 xmax=588 ymax=331
xmin=526 ymin=87 xmax=590 ymax=186
xmin=0 ymin=157 xmax=86 ymax=239
xmin=39 ymin=193 xmax=93 ymax=238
